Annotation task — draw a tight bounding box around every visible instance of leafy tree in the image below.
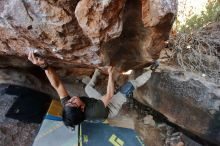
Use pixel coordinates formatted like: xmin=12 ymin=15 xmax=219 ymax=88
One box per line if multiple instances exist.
xmin=178 ymin=0 xmax=220 ymax=32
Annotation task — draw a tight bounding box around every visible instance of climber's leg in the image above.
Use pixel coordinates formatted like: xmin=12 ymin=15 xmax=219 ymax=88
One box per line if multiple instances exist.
xmin=129 ymin=60 xmax=159 ymax=89
xmin=129 ymin=70 xmax=152 ymax=89
xmin=107 ymin=92 xmax=127 ymax=118
xmin=85 ymin=69 xmax=102 ymax=99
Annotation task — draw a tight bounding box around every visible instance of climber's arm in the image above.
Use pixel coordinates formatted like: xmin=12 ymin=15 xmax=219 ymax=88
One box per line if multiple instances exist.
xmin=45 ymin=67 xmax=68 ymax=99
xmin=28 ymin=52 xmax=68 ymax=99
xmin=101 ymin=66 xmax=114 ymax=107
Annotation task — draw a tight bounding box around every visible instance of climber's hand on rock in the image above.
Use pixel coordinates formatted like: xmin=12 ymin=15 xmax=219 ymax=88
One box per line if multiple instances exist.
xmin=107 ymin=66 xmax=114 ymax=75
xmin=150 ymin=60 xmax=159 ymax=71
xmin=28 ymin=51 xmax=47 ymax=67
xmin=97 ymin=66 xmax=114 ymax=75
xmin=96 ymin=66 xmax=108 ymax=74
xmin=96 ymin=65 xmax=120 ymax=80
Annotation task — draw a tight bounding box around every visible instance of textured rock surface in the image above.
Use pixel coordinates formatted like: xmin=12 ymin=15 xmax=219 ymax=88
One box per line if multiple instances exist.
xmin=134 ymin=68 xmax=220 ymax=145
xmin=140 ymin=0 xmax=177 ymax=60
xmin=0 ymin=0 xmax=177 ymax=71
xmin=0 ymin=67 xmax=94 ymax=98
xmin=75 ymin=0 xmax=125 ymax=45
xmin=141 ymin=0 xmax=177 ymax=27
xmin=0 ymin=68 xmax=55 ymax=96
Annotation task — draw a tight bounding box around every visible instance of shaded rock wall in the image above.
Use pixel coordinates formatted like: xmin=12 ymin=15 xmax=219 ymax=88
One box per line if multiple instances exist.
xmin=0 ymin=0 xmax=177 ymax=71
xmin=104 ymin=0 xmax=177 ymax=70
xmin=0 ymin=68 xmax=55 ymax=96
xmin=134 ymin=68 xmax=220 ymax=145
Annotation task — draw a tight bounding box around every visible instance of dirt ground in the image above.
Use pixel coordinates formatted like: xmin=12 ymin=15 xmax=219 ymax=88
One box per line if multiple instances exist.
xmin=0 ymin=84 xmax=39 ymax=146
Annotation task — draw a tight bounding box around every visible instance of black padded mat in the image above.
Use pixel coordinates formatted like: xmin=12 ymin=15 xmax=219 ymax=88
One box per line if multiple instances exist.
xmin=5 ymin=85 xmax=51 ymax=123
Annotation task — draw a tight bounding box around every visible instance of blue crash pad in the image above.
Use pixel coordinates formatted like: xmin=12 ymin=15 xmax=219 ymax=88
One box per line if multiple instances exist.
xmin=80 ymin=122 xmax=145 ymax=146
xmin=32 ymin=100 xmax=78 ymax=146
xmin=33 ymin=119 xmax=78 ymax=146
xmin=32 ymin=100 xmax=145 ymax=146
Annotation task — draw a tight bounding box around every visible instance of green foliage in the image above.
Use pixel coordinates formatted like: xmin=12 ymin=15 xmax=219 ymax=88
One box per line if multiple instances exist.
xmin=178 ymin=0 xmax=220 ymax=32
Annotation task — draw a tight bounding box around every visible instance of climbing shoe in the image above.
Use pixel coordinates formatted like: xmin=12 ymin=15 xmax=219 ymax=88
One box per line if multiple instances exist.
xmin=150 ymin=60 xmax=159 ymax=71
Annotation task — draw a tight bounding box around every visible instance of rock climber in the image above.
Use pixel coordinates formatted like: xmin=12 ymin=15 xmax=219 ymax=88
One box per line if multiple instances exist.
xmin=28 ymin=51 xmax=159 ymax=129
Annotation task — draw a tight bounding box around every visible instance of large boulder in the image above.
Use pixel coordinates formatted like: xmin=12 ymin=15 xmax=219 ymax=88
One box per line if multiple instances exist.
xmin=134 ymin=68 xmax=220 ymax=145
xmin=0 ymin=0 xmax=177 ymax=71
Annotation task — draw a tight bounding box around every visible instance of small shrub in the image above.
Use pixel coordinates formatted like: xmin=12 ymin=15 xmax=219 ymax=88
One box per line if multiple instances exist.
xmin=178 ymin=0 xmax=220 ymax=32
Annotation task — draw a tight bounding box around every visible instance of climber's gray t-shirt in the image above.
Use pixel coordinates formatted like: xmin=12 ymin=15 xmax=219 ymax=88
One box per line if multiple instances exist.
xmin=61 ymin=96 xmax=109 ymax=121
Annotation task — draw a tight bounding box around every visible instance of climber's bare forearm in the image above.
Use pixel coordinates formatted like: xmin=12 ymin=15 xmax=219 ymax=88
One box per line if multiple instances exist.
xmin=27 ymin=51 xmax=68 ymax=99
xmin=102 ymin=73 xmax=114 ymax=107
xmin=107 ymin=73 xmax=114 ymax=98
xmin=45 ymin=67 xmax=68 ymax=99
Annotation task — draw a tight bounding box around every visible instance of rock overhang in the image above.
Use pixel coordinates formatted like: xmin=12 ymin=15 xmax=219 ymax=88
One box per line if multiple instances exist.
xmin=0 ymin=0 xmax=177 ymax=72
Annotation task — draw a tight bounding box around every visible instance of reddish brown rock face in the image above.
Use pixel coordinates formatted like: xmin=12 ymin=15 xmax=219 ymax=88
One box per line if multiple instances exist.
xmin=75 ymin=0 xmax=125 ymax=45
xmin=0 ymin=0 xmax=177 ymax=72
xmin=141 ymin=0 xmax=177 ymax=61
